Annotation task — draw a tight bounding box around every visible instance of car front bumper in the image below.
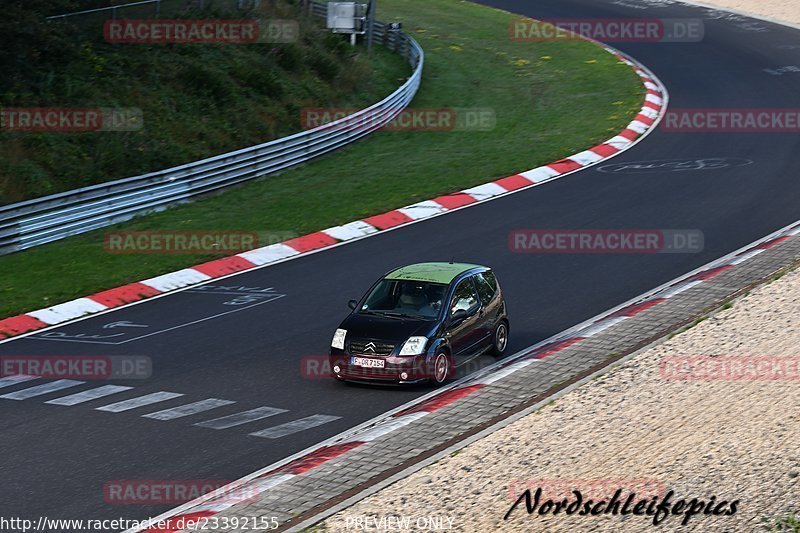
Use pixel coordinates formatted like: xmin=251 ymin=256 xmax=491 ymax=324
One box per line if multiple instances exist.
xmin=329 ymin=350 xmax=431 ymax=384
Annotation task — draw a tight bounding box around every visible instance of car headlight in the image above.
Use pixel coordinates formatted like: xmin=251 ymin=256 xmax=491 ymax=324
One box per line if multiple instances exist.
xmin=331 ymin=328 xmax=347 ymax=350
xmin=399 ymin=336 xmax=428 ymax=356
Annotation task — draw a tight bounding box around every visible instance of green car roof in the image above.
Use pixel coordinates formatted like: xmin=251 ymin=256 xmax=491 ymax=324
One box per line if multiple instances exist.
xmin=385 ymin=262 xmax=483 ymax=284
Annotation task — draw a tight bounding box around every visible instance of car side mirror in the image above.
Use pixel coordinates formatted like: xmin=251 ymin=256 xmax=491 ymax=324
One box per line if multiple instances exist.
xmin=450 ymin=309 xmax=468 ymax=325
xmin=348 ymin=299 xmax=358 ymax=310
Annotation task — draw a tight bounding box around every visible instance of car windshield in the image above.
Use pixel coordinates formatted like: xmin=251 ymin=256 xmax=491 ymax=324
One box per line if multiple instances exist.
xmin=360 ymin=279 xmax=447 ymax=320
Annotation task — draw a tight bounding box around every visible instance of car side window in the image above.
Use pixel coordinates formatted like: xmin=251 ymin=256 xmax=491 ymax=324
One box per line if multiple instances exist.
xmin=450 ymin=279 xmax=480 ymax=316
xmin=473 ymin=272 xmax=497 ymax=304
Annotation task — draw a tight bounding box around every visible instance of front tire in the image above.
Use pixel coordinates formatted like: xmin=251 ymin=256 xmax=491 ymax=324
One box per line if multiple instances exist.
xmin=430 ymin=351 xmax=451 ymax=386
xmin=490 ymin=320 xmax=509 ymax=356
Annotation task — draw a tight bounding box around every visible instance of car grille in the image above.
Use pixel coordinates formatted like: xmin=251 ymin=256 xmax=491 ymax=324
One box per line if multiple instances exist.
xmin=348 ymin=339 xmax=395 ymax=356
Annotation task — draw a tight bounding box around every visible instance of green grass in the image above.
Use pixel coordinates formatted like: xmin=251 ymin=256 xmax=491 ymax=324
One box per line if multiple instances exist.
xmin=763 ymin=513 xmax=800 ymax=532
xmin=0 ymin=0 xmax=408 ymax=202
xmin=0 ymin=0 xmax=644 ymax=320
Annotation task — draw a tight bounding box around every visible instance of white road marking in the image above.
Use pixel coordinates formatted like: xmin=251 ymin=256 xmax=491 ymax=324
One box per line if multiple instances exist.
xmin=140 ymin=269 xmax=212 ymax=292
xmin=640 ymin=107 xmax=660 ymax=119
xmin=729 ymin=249 xmax=765 ymax=265
xmin=27 ymin=298 xmax=108 ymax=325
xmin=606 ymin=135 xmax=634 ymax=149
xmin=475 ymin=360 xmax=535 ymax=385
xmin=46 ymin=385 xmax=134 ymax=406
xmin=96 ymin=391 xmax=184 ymax=412
xmin=628 ymin=120 xmax=650 ymax=134
xmin=249 ymin=414 xmax=341 ymax=439
xmin=579 ymin=316 xmax=629 ymax=337
xmin=0 ymin=379 xmax=85 ymax=400
xmin=31 ymin=294 xmax=285 ymax=345
xmin=322 ymin=220 xmax=378 ymax=241
xmin=237 ymin=244 xmax=298 ymax=266
xmin=659 ymin=280 xmax=703 ymax=299
xmin=143 ymin=398 xmax=235 ymax=420
xmin=645 ymin=93 xmax=663 ymax=106
xmin=461 ymin=182 xmax=507 ymax=201
xmin=195 ymin=406 xmax=288 ymax=430
xmin=343 ymin=412 xmax=428 ymax=444
xmin=520 ymin=166 xmax=559 ymax=182
xmin=398 ymin=200 xmax=448 ymax=220
xmin=569 ymin=150 xmax=605 ymax=166
xmin=0 ymin=375 xmax=39 ymax=389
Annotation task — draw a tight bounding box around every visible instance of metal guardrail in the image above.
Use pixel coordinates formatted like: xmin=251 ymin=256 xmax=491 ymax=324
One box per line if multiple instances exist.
xmin=46 ymin=0 xmax=162 ymax=21
xmin=0 ymin=3 xmax=422 ymax=255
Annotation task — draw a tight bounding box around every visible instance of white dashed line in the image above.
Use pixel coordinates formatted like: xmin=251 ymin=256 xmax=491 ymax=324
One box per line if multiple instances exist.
xmin=46 ymin=385 xmax=133 ymax=406
xmin=0 ymin=379 xmax=85 ymax=400
xmin=96 ymin=391 xmax=184 ymax=412
xmin=0 ymin=375 xmax=39 ymax=389
xmin=195 ymin=406 xmax=289 ymax=430
xmin=249 ymin=414 xmax=341 ymax=439
xmin=143 ymin=398 xmax=235 ymax=420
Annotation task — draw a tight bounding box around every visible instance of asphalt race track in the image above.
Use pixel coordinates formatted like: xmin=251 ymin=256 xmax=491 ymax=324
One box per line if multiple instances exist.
xmin=2 ymin=0 xmax=800 ymax=526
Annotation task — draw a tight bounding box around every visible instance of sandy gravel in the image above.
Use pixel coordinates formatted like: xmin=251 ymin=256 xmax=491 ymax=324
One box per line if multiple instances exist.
xmin=687 ymin=0 xmax=800 ymax=25
xmin=321 ymin=265 xmax=800 ymax=532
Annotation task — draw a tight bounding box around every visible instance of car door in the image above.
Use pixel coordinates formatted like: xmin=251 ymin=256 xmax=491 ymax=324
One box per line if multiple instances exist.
xmin=445 ymin=277 xmax=483 ymax=358
xmin=472 ymin=271 xmax=499 ymax=347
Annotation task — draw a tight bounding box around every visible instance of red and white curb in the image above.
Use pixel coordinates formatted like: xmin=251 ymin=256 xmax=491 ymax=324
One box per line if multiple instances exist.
xmin=0 ymin=48 xmax=666 ymax=343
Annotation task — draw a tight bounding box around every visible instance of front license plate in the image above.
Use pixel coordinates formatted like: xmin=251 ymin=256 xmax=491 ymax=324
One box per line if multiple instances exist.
xmin=351 ymin=356 xmax=385 ymax=368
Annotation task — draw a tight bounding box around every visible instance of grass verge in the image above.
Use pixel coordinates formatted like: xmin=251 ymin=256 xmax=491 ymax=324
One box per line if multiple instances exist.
xmin=0 ymin=0 xmax=408 ymax=202
xmin=0 ymin=0 xmax=645 ymax=320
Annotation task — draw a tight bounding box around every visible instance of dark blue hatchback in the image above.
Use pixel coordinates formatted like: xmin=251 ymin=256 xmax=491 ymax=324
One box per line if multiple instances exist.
xmin=329 ymin=262 xmax=509 ymax=385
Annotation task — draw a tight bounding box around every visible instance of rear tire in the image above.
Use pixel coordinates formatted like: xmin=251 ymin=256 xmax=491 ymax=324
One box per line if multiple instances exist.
xmin=490 ymin=320 xmax=509 ymax=356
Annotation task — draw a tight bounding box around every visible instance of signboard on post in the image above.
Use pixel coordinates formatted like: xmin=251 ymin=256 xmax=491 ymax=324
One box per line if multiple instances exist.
xmin=326 ymin=2 xmax=368 ymax=45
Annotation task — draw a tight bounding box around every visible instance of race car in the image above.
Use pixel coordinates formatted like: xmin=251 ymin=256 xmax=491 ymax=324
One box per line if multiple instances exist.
xmin=329 ymin=262 xmax=509 ymax=385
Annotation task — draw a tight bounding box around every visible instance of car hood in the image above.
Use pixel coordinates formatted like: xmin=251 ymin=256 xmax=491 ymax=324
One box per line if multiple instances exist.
xmin=339 ymin=313 xmax=437 ymax=343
